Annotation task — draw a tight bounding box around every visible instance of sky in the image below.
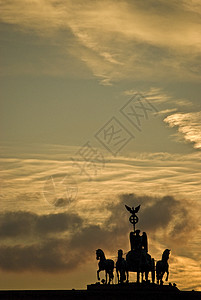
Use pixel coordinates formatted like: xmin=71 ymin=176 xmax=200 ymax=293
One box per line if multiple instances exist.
xmin=0 ymin=0 xmax=201 ymax=291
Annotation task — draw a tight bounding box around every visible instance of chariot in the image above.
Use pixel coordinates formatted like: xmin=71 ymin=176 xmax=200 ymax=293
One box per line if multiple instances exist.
xmin=96 ymin=204 xmax=170 ymax=285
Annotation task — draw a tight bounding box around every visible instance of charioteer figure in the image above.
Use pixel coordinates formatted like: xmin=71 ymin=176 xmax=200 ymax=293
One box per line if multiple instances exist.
xmin=125 ymin=204 xmax=148 ymax=252
xmin=130 ymin=229 xmax=142 ymax=251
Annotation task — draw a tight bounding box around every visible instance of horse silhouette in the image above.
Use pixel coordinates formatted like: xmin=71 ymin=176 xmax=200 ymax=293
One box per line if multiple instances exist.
xmin=156 ymin=249 xmax=170 ymax=285
xmin=116 ymin=249 xmax=129 ymax=283
xmin=96 ymin=249 xmax=114 ymax=284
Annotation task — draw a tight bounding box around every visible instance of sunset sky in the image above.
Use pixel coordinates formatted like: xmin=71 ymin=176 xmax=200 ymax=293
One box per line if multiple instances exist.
xmin=1 ymin=0 xmax=201 ymax=291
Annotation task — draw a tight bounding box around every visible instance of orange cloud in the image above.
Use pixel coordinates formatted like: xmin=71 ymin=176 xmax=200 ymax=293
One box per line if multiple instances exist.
xmin=164 ymin=112 xmax=201 ymax=149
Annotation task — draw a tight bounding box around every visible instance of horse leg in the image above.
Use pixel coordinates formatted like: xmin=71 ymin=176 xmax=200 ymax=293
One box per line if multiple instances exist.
xmin=97 ymin=270 xmax=100 ymax=281
xmin=120 ymin=271 xmax=123 ymax=283
xmin=108 ymin=272 xmax=111 ymax=285
xmin=122 ymin=270 xmax=126 ymax=283
xmin=145 ymin=271 xmax=149 ymax=281
xmin=119 ymin=271 xmax=122 ymax=284
xmin=117 ymin=270 xmax=120 ymax=284
xmin=156 ymin=269 xmax=161 ymax=285
xmin=111 ymin=269 xmax=114 ymax=284
xmin=141 ymin=272 xmax=144 ymax=282
xmin=105 ymin=271 xmax=108 ymax=284
xmin=111 ymin=271 xmax=113 ymax=284
xmin=166 ymin=265 xmax=169 ymax=281
xmin=126 ymin=271 xmax=129 ymax=283
xmin=137 ymin=271 xmax=140 ymax=283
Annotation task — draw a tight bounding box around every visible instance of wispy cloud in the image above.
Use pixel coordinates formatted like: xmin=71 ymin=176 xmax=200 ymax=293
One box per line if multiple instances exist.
xmin=1 ymin=0 xmax=201 ymax=82
xmin=1 ymin=144 xmax=201 ymax=212
xmin=164 ymin=111 xmax=201 ymax=149
xmin=123 ymin=88 xmax=193 ymax=121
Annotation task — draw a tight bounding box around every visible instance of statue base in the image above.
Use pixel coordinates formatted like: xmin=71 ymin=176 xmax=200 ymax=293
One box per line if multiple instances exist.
xmin=87 ymin=282 xmax=179 ymax=292
xmin=87 ymin=283 xmax=201 ymax=300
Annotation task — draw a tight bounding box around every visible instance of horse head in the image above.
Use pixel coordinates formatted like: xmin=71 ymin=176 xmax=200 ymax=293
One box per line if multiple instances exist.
xmin=162 ymin=249 xmax=170 ymax=261
xmin=96 ymin=249 xmax=104 ymax=260
xmin=118 ymin=249 xmax=123 ymax=260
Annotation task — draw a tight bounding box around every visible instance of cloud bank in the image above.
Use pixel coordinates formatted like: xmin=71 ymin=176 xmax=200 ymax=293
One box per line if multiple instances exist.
xmin=0 ymin=194 xmax=198 ymax=274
